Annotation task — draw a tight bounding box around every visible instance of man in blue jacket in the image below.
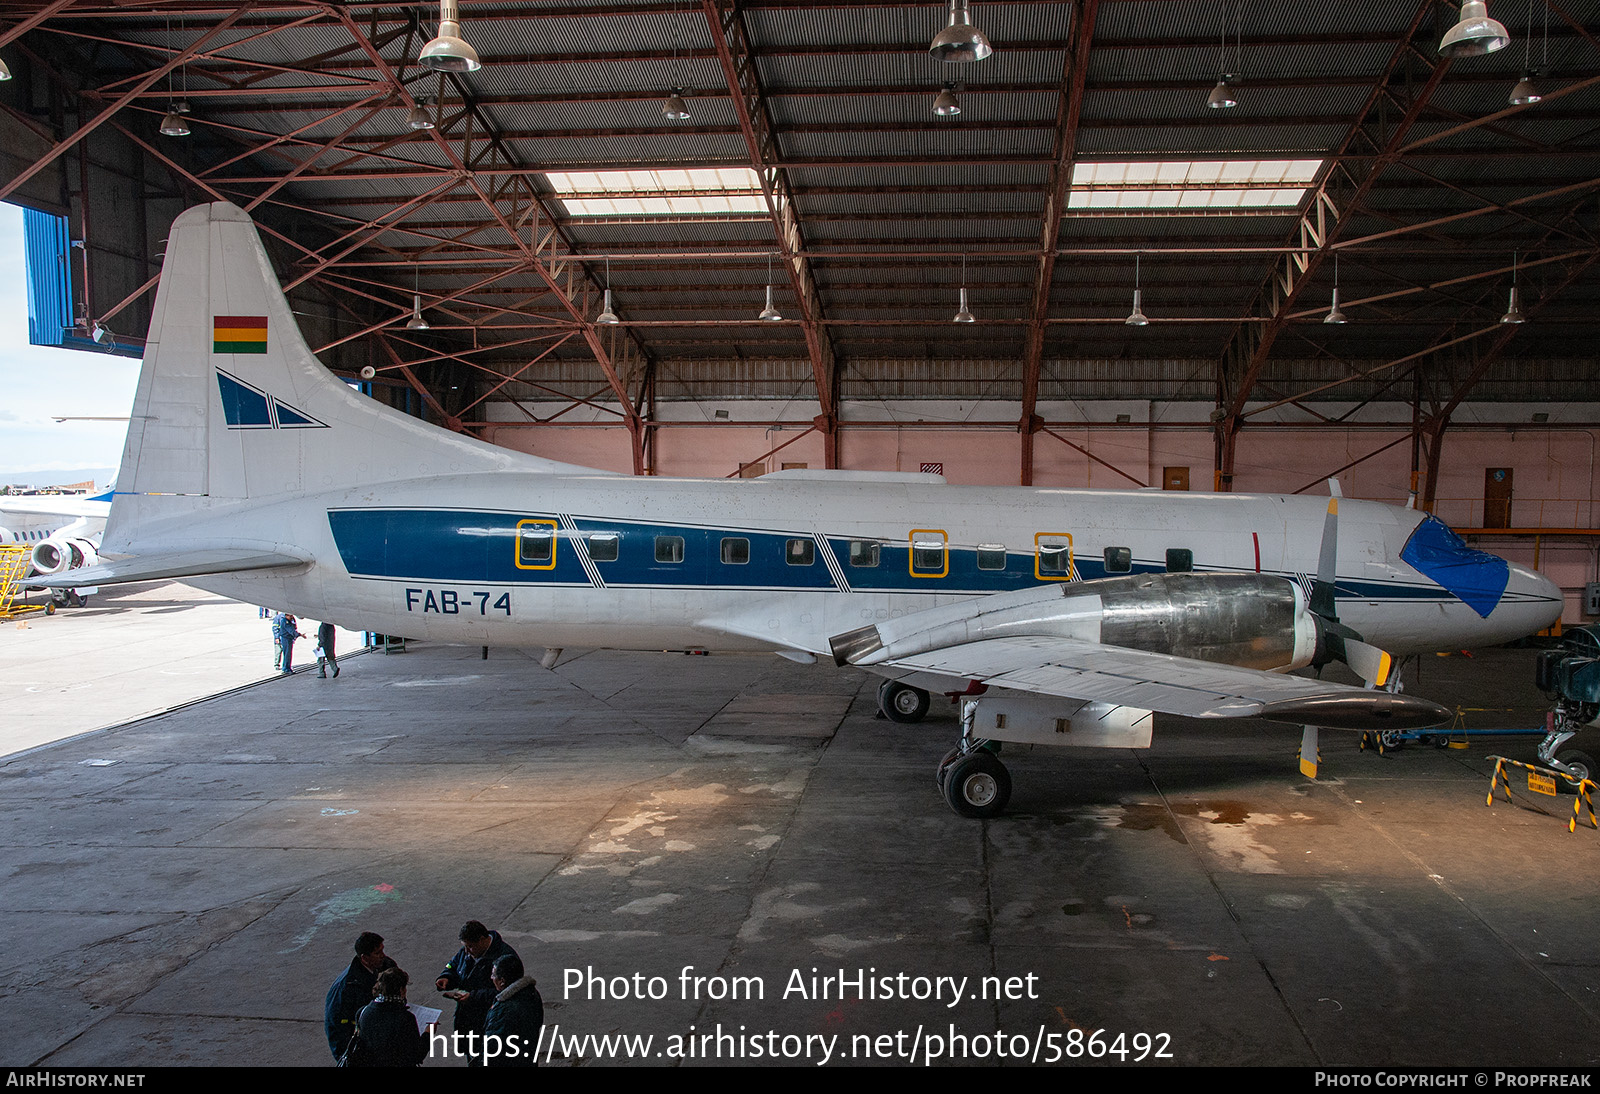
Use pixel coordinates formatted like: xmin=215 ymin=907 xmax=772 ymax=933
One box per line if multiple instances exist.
xmin=436 ymin=920 xmax=519 ymax=1065
xmin=324 ymin=931 xmax=396 ymax=1061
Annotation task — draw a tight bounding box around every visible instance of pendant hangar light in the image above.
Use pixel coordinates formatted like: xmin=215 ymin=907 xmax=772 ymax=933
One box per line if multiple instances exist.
xmin=420 ymin=0 xmax=481 ymax=73
xmin=759 ymin=255 xmax=783 ymax=321
xmin=662 ymin=28 xmax=690 ymax=119
xmin=953 ymin=254 xmax=975 ymax=323
xmin=1508 ymin=0 xmax=1547 ymax=105
xmin=1500 ymin=252 xmax=1526 ymax=324
xmin=1125 ymin=253 xmax=1148 ymax=327
xmin=930 ymin=0 xmax=992 ymax=63
xmin=1439 ymin=1 xmax=1510 ymax=57
xmin=596 ymin=258 xmax=620 ymax=325
xmin=1206 ymin=1 xmax=1241 ymax=110
xmin=1324 ymin=252 xmax=1348 ymax=324
xmin=407 ymin=97 xmax=436 ymax=130
xmin=405 ymin=265 xmax=429 ymax=331
xmin=932 ymin=84 xmax=961 ymax=116
xmin=160 ymin=16 xmax=190 ymax=136
xmin=0 ymin=58 xmax=11 ymax=81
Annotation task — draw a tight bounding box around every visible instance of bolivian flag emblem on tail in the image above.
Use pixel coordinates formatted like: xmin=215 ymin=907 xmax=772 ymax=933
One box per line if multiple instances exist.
xmin=213 ymin=315 xmax=268 ymax=354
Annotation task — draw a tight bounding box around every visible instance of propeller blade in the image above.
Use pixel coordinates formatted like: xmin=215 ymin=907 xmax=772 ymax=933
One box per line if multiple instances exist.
xmin=1300 ymin=725 xmax=1319 ymax=778
xmin=1311 ymin=497 xmax=1339 ymax=619
xmin=1344 ymin=640 xmax=1395 ymax=689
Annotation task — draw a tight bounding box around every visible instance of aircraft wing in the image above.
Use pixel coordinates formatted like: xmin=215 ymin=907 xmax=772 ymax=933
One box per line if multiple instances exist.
xmin=0 ymin=496 xmax=112 ymax=522
xmin=854 ymin=634 xmax=1450 ymax=730
xmin=31 ymin=548 xmax=308 ymax=588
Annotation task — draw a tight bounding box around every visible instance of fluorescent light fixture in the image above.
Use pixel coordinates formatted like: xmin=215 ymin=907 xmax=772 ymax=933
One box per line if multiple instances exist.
xmin=545 ymin=168 xmax=767 ymax=217
xmin=1069 ymin=159 xmax=1322 ymax=214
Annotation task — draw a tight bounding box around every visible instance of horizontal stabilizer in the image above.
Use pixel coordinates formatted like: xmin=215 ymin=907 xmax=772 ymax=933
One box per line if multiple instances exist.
xmin=33 ymin=548 xmax=308 ymax=588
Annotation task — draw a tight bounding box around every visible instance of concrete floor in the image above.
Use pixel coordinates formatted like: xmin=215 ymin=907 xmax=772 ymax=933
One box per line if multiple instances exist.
xmin=1 ymin=622 xmax=1597 ymax=1067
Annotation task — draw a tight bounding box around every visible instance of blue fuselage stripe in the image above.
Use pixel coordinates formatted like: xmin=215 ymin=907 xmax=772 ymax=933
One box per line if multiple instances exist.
xmin=325 ymin=507 xmax=1450 ymax=602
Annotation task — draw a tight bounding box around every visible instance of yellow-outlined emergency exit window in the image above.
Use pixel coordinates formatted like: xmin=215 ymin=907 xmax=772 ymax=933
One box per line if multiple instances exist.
xmin=1034 ymin=532 xmax=1074 ymax=581
xmin=909 ymin=529 xmax=948 ymax=578
xmin=515 ymin=519 xmax=558 ymax=570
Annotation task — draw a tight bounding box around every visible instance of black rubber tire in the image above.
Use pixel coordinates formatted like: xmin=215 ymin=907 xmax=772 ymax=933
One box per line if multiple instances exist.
xmin=881 ymin=681 xmax=930 ymax=724
xmin=935 ymin=746 xmax=962 ymax=791
xmin=1555 ymin=749 xmax=1597 ymax=793
xmin=942 ymin=751 xmax=1011 ymax=818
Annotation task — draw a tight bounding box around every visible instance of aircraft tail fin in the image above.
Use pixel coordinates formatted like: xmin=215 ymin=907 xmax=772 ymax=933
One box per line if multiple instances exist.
xmin=107 ymin=202 xmax=599 ymax=554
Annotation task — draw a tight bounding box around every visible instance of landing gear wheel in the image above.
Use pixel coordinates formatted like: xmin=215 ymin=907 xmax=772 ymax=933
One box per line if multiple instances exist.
xmin=880 ymin=681 xmax=930 ymax=724
xmin=943 ymin=751 xmax=1011 ymax=818
xmin=1378 ymin=730 xmax=1406 ymax=752
xmin=44 ymin=601 xmax=55 ymax=616
xmin=68 ymin=591 xmax=84 ymax=608
xmin=1555 ymin=749 xmax=1597 ymax=793
xmin=935 ymin=746 xmax=962 ymax=791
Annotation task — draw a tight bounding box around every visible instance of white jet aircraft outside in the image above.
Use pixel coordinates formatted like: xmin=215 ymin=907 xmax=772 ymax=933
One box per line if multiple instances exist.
xmin=47 ymin=203 xmax=1564 ymax=816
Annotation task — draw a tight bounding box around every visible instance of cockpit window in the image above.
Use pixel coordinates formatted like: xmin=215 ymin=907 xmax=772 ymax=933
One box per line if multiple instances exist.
xmin=1399 ymin=514 xmax=1510 ymax=619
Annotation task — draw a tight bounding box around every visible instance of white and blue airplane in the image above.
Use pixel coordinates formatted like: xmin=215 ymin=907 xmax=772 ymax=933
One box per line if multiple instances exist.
xmin=1 ymin=489 xmax=110 ymax=606
xmin=46 ymin=203 xmax=1564 ymax=816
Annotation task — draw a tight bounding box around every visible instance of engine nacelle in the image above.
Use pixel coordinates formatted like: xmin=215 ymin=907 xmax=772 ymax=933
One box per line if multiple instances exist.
xmin=831 ymin=572 xmax=1320 ymax=673
xmin=31 ymin=536 xmax=99 ymax=576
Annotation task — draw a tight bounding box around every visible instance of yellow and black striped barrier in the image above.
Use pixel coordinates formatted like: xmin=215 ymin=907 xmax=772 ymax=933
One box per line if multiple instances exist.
xmin=1487 ymin=755 xmax=1597 ymax=834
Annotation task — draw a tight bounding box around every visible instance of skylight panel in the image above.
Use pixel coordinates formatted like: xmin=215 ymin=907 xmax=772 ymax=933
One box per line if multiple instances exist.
xmin=545 ymin=168 xmax=768 ymax=217
xmin=1068 ymin=158 xmax=1323 ymax=214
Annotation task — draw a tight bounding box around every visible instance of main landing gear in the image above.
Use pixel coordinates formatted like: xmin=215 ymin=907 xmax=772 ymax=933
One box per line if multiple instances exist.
xmin=936 ymin=699 xmax=1011 ymax=818
xmin=874 ymin=679 xmax=1013 ymax=818
xmin=877 ymin=678 xmax=930 ymax=723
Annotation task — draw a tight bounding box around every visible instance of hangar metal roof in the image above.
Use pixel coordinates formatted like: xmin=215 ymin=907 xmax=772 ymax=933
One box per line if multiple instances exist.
xmin=0 ymin=0 xmax=1596 ymax=478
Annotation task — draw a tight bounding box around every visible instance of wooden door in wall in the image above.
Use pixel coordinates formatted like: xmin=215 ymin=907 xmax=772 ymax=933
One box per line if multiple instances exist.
xmin=1484 ymin=467 xmax=1513 ymax=528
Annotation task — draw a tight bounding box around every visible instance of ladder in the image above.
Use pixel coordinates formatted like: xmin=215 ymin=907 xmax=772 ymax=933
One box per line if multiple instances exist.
xmin=0 ymin=545 xmax=47 ymax=620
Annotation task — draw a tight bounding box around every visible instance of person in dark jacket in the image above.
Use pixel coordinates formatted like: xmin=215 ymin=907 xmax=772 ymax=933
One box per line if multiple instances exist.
xmin=324 ymin=931 xmax=396 ymax=1060
xmin=349 ymin=967 xmax=429 ymax=1067
xmin=316 ymin=621 xmax=339 ymax=678
xmin=484 ymin=954 xmax=543 ymax=1067
xmin=435 ymin=920 xmax=518 ymax=1065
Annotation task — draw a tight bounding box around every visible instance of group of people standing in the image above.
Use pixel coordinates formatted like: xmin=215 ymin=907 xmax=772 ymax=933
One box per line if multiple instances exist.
xmin=324 ymin=922 xmax=543 ymax=1068
xmin=270 ymin=612 xmax=340 ymax=678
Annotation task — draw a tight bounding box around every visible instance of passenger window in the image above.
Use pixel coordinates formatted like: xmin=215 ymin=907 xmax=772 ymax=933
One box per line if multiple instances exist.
xmin=721 ymin=537 xmax=750 ymax=565
xmin=1035 ymin=533 xmax=1073 ymax=580
xmin=976 ymin=544 xmax=1007 ymax=571
xmin=1104 ymin=546 xmax=1132 ymax=573
xmin=910 ymin=529 xmax=948 ymax=577
xmin=655 ymin=535 xmax=685 ymax=564
xmin=1165 ymin=548 xmax=1193 ymax=573
xmin=587 ymin=533 xmax=619 ymax=562
xmin=515 ymin=519 xmax=556 ymax=570
xmin=849 ymin=540 xmax=880 ymax=568
xmin=786 ymin=538 xmax=815 ymax=566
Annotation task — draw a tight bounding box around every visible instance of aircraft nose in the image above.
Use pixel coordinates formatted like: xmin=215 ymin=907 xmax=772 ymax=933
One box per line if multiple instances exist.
xmin=1498 ymin=563 xmax=1565 ymax=637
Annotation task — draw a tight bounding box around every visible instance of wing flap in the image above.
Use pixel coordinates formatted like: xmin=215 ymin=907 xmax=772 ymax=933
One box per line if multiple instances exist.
xmin=886 ymin=635 xmax=1449 ymax=729
xmin=33 ymin=548 xmax=307 ymax=588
